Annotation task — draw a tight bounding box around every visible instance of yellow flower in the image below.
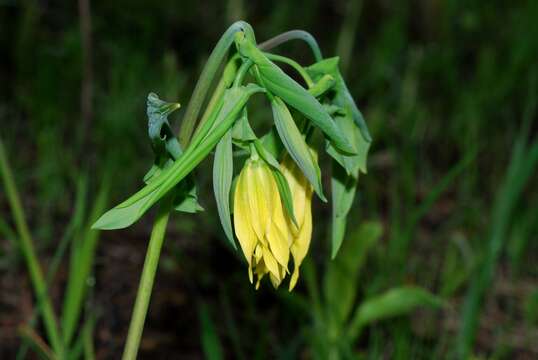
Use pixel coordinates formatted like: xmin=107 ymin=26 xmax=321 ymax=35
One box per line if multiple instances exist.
xmin=233 ymin=157 xmax=291 ymax=289
xmin=233 ymin=151 xmax=315 ymax=290
xmin=280 ymin=156 xmax=313 ymax=291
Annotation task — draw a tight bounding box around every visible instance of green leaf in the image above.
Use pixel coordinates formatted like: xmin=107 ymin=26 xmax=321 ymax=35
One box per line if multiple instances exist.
xmin=235 ymin=33 xmax=355 ymax=154
xmin=348 ymin=287 xmax=444 ymax=341
xmin=231 ymin=108 xmax=257 ymax=142
xmin=306 ymin=57 xmax=372 ymax=143
xmin=271 ymin=96 xmax=326 ymax=202
xmin=330 ymin=161 xmax=358 ymax=258
xmin=93 ymin=84 xmax=264 ymax=230
xmin=198 ymin=302 xmax=224 ymax=360
xmin=173 ymin=177 xmax=204 ymax=213
xmin=147 ymin=92 xmax=182 ymax=161
xmin=308 ymin=74 xmax=336 ymax=98
xmin=213 ymin=129 xmax=236 ymax=248
xmin=327 ymin=111 xmax=370 ymax=176
xmin=324 ymin=221 xmax=382 ymax=327
xmin=260 ymin=126 xmax=284 ymax=159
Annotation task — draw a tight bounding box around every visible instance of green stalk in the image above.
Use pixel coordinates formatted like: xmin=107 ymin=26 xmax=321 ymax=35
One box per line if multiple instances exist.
xmin=122 ymin=195 xmax=172 ymax=360
xmin=0 ymin=138 xmax=64 ymax=357
xmin=258 ymin=30 xmax=323 ymax=62
xmin=232 ymin=59 xmax=253 ymax=88
xmin=264 ymin=53 xmax=314 ymax=87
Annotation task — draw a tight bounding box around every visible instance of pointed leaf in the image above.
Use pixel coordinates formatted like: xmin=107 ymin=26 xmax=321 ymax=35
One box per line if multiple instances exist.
xmin=213 ymin=129 xmax=236 ymax=248
xmin=232 ymin=108 xmax=257 ymax=142
xmin=271 ymin=96 xmax=326 ymax=202
xmin=330 ymin=160 xmax=360 ymax=258
xmin=348 ymin=287 xmax=444 ymax=341
xmin=327 ymin=111 xmax=370 ymax=176
xmin=306 ymin=57 xmax=372 ymax=143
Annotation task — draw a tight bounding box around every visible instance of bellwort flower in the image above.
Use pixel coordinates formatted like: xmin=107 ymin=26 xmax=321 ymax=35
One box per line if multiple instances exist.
xmin=233 ymin=155 xmax=292 ymax=289
xmin=233 ymin=151 xmax=314 ymax=290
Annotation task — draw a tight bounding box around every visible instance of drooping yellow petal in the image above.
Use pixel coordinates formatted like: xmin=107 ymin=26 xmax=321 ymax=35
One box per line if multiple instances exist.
xmin=254 ymin=244 xmax=263 ymax=264
xmin=262 ymin=245 xmax=280 ymax=280
xmin=270 ymin=273 xmax=282 ymax=289
xmin=233 ymin=169 xmax=257 ymax=266
xmin=265 ymin=187 xmax=291 ymax=268
xmin=246 ymin=161 xmax=273 ymax=241
xmin=281 ymin=157 xmax=307 ymax=232
xmin=289 ymin=191 xmax=313 ymax=291
xmin=254 ymin=261 xmax=268 ymax=290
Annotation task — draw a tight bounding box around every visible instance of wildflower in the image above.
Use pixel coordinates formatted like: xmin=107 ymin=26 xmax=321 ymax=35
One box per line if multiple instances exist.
xmin=233 ymin=152 xmax=314 ymax=290
xmin=233 ymin=156 xmax=291 ymax=289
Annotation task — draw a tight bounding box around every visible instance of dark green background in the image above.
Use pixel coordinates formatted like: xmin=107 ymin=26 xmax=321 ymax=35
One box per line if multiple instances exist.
xmin=1 ymin=0 xmax=537 ymax=358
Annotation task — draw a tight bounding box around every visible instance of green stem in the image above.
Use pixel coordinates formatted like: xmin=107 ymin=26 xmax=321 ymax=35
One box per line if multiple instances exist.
xmin=0 ymin=138 xmax=64 ymax=357
xmin=232 ymin=59 xmax=253 ymax=88
xmin=258 ymin=30 xmax=323 ymax=62
xmin=264 ymin=52 xmax=314 ymax=87
xmin=121 ymin=195 xmax=173 ymax=360
xmin=178 ymin=21 xmax=255 ymax=147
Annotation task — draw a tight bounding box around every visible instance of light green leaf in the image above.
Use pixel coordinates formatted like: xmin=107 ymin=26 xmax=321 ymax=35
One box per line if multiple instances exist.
xmin=330 ymin=162 xmax=359 ymax=258
xmin=327 ymin=111 xmax=370 ymax=176
xmin=235 ymin=33 xmax=355 ymax=154
xmin=306 ymin=57 xmax=372 ymax=143
xmin=174 ymin=178 xmax=204 ymax=213
xmin=213 ymin=129 xmax=235 ymax=248
xmin=271 ymin=96 xmax=326 ymax=202
xmin=348 ymin=287 xmax=444 ymax=341
xmin=308 ymin=74 xmax=336 ymax=98
xmin=231 ymin=108 xmax=256 ymax=142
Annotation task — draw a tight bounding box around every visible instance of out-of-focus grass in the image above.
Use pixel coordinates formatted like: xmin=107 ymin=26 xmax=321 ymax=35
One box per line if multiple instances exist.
xmin=1 ymin=0 xmax=537 ymax=358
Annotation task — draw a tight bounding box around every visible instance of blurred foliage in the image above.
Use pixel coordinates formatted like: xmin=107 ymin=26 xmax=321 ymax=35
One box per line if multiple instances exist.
xmin=1 ymin=0 xmax=537 ymax=358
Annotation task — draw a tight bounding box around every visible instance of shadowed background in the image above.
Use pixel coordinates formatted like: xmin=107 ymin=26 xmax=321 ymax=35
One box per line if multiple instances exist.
xmin=1 ymin=0 xmax=537 ymax=358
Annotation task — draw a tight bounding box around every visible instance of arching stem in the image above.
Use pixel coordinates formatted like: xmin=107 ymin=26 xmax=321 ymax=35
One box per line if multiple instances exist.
xmin=258 ymin=30 xmax=323 ymax=62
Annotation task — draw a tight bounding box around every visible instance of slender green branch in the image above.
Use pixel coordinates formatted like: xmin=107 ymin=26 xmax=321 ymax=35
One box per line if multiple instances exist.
xmin=0 ymin=138 xmax=64 ymax=357
xmin=264 ymin=52 xmax=314 ymax=87
xmin=122 ymin=195 xmax=173 ymax=360
xmin=178 ymin=20 xmax=255 ymax=147
xmin=258 ymin=30 xmax=323 ymax=62
xmin=233 ymin=59 xmax=253 ymax=88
